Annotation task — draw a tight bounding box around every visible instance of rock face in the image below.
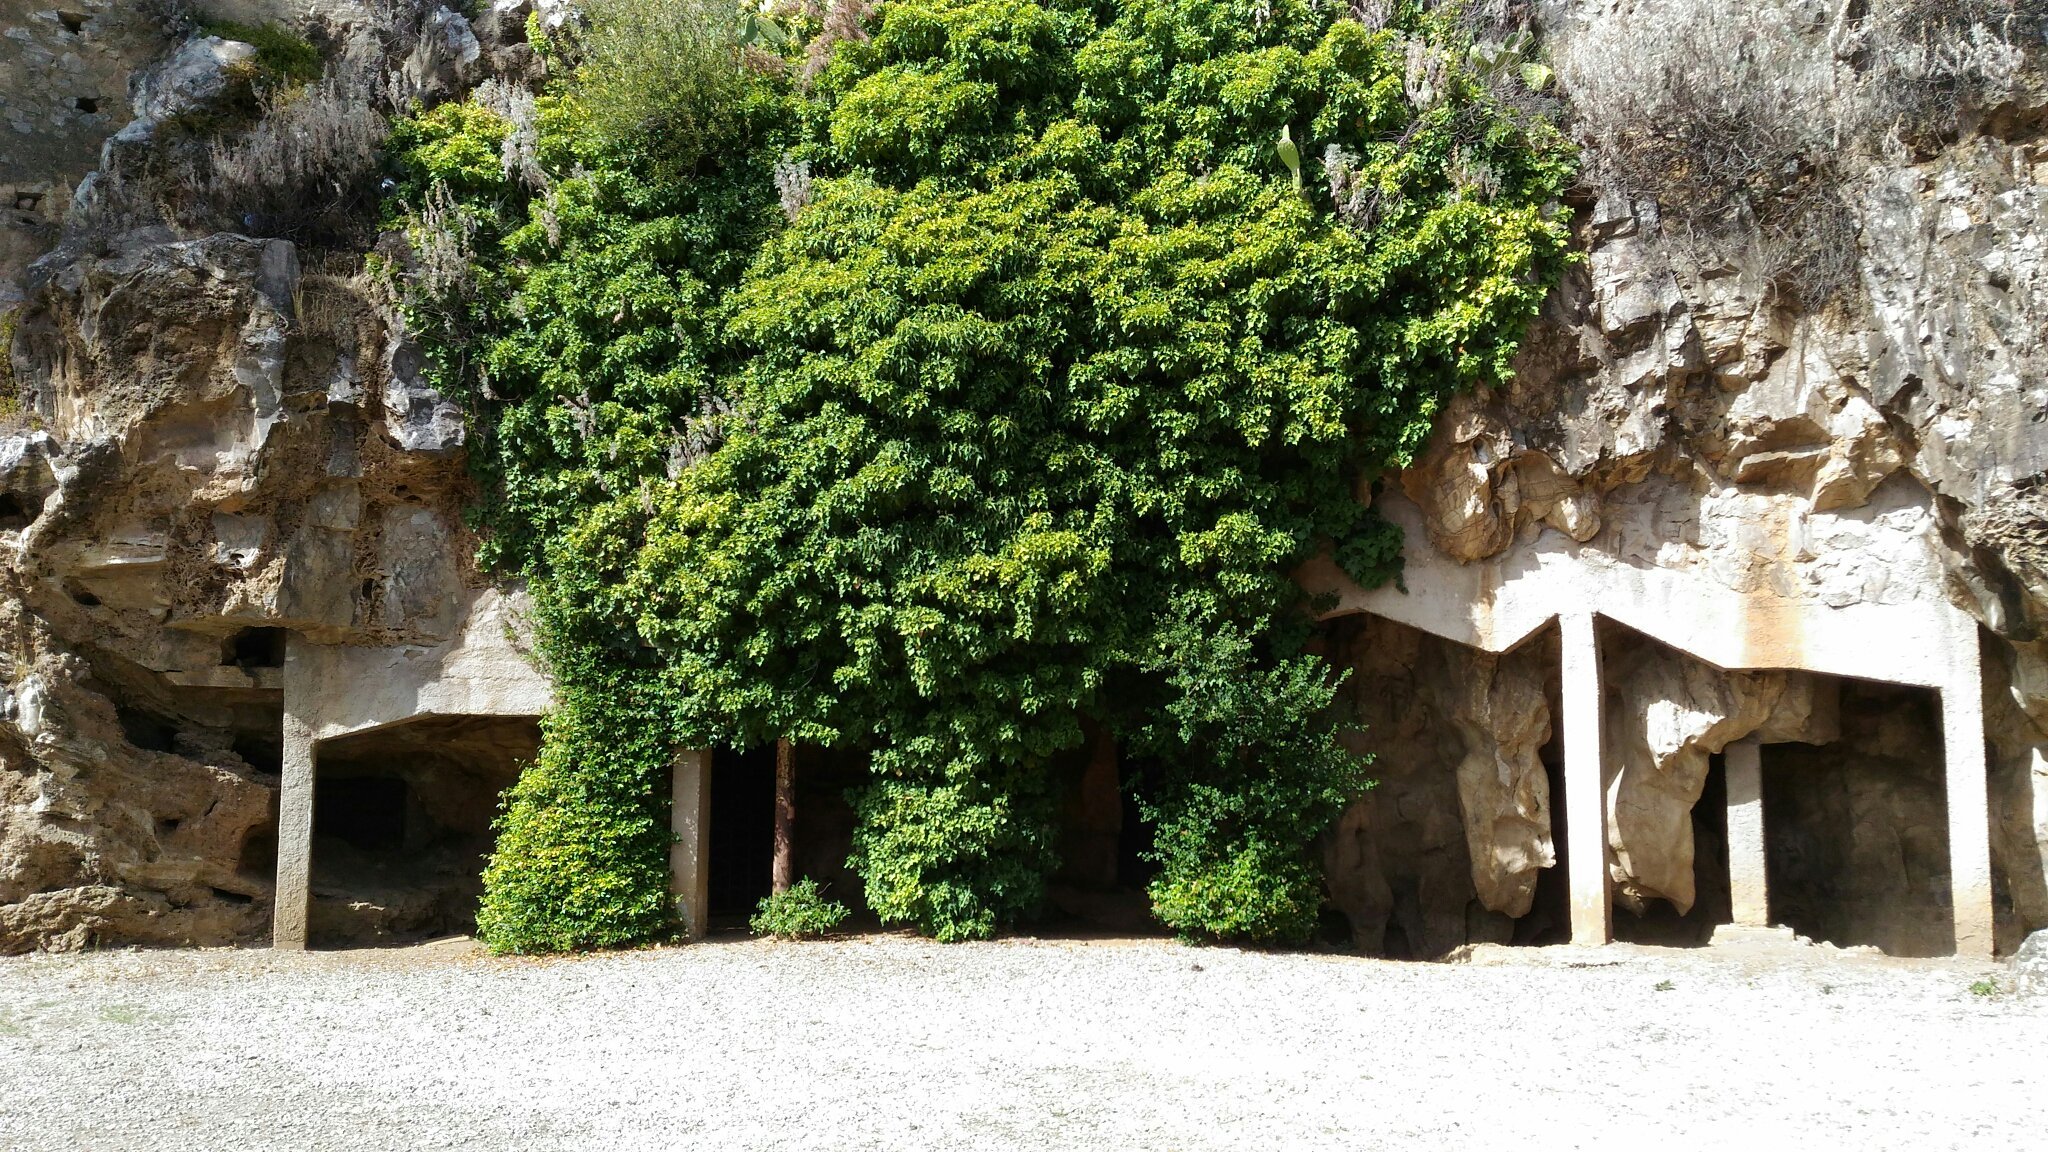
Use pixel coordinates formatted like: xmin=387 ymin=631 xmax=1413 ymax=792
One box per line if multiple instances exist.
xmin=1319 ymin=2 xmax=2048 ymax=956
xmin=1325 ymin=616 xmax=1564 ymax=957
xmin=2016 ymin=929 xmax=2048 ymax=995
xmin=0 ymin=1 xmax=545 ymax=952
xmin=3 ymin=0 xmax=2047 ymax=956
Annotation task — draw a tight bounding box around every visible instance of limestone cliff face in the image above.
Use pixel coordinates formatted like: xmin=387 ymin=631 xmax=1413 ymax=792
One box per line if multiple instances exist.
xmin=1326 ymin=1 xmax=2048 ymax=956
xmin=0 ymin=0 xmax=527 ymax=951
xmin=1 ymin=0 xmax=2044 ymax=955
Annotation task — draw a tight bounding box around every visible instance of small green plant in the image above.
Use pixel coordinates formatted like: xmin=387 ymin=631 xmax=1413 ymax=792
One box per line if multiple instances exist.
xmin=1653 ymin=979 xmax=1676 ymax=992
xmin=565 ymin=0 xmax=750 ymax=169
xmin=1819 ymin=983 xmax=1835 ymax=995
xmin=98 ymin=1004 xmax=144 ymax=1024
xmin=750 ymin=879 xmax=851 ymax=940
xmin=199 ymin=18 xmax=323 ymax=89
xmin=0 ymin=1009 xmax=21 ymax=1037
xmin=0 ymin=310 xmax=18 ymax=420
xmin=1969 ymin=978 xmax=2000 ymax=998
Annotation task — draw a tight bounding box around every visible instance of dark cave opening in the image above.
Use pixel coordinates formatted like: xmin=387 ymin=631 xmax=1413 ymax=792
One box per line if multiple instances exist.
xmin=787 ymin=744 xmax=870 ymax=921
xmin=115 ymin=704 xmax=180 ymax=753
xmin=315 ymin=774 xmax=408 ymax=852
xmin=308 ymin=715 xmax=540 ymax=947
xmin=709 ymin=744 xmax=777 ymax=923
xmin=1513 ymin=752 xmax=1573 ymax=946
xmin=231 ymin=728 xmax=283 ymax=774
xmin=1763 ymin=679 xmax=1953 ymax=956
xmin=223 ymin=627 xmax=288 ymax=669
xmin=0 ymin=493 xmax=30 ymax=531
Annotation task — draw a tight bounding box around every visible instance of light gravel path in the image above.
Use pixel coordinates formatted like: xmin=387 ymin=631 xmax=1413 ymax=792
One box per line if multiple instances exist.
xmin=0 ymin=934 xmax=2041 ymax=1150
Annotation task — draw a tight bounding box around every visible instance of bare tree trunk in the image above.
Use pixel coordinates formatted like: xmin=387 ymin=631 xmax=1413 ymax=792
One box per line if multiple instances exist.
xmin=772 ymin=737 xmax=795 ymax=895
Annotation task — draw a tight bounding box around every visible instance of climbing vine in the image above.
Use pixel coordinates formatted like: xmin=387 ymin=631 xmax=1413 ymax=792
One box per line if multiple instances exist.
xmin=389 ymin=0 xmax=1575 ymax=951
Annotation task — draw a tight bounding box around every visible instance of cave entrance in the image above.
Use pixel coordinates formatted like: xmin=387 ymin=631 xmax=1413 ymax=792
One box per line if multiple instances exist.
xmin=708 ymin=744 xmax=777 ymax=925
xmin=1611 ymin=751 xmax=1732 ymax=947
xmin=1513 ymin=742 xmax=1573 ymax=946
xmin=1041 ymin=724 xmax=1161 ymax=936
xmin=1760 ymin=678 xmax=1954 ymax=956
xmin=784 ymin=743 xmax=869 ymax=923
xmin=308 ymin=715 xmax=540 ymax=947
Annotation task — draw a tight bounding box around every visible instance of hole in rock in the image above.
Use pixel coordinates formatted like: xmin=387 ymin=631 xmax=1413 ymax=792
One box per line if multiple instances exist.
xmin=57 ymin=10 xmax=87 ymax=32
xmin=0 ymin=493 xmax=30 ymax=531
xmin=1513 ymin=748 xmax=1572 ymax=946
xmin=308 ymin=715 xmax=539 ymax=947
xmin=232 ymin=729 xmax=283 ymax=774
xmin=1041 ymin=726 xmax=1157 ymax=936
xmin=316 ymin=774 xmax=407 ymax=851
xmin=1763 ymin=679 xmax=1953 ymax=956
xmin=223 ymin=626 xmax=288 ymax=669
xmin=73 ymin=96 xmax=99 ymax=114
xmin=238 ymin=824 xmax=277 ymax=880
xmin=67 ymin=583 xmax=101 ymax=607
xmin=156 ymin=817 xmax=182 ymax=838
xmin=709 ymin=744 xmax=777 ymax=924
xmin=116 ymin=705 xmax=179 ymax=753
xmin=210 ymin=887 xmax=254 ymax=905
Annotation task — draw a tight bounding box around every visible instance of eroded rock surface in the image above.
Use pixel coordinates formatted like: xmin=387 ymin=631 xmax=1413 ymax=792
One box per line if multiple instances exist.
xmin=2 ymin=0 xmax=2046 ymax=957
xmin=1335 ymin=0 xmax=2048 ymax=956
xmin=0 ymin=1 xmax=533 ymax=952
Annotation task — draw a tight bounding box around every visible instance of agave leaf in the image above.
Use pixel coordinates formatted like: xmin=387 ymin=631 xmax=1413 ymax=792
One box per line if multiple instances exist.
xmin=1519 ymin=61 xmax=1553 ymax=92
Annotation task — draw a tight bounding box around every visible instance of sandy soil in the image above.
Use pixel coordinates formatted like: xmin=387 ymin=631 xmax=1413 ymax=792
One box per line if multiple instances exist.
xmin=0 ymin=933 xmax=2041 ymax=1150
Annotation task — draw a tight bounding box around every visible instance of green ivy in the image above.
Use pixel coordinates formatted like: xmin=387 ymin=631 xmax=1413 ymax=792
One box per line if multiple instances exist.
xmin=391 ymin=0 xmax=1574 ymax=952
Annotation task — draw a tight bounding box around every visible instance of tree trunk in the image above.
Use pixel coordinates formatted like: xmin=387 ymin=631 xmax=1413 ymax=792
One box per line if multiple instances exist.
xmin=772 ymin=737 xmax=795 ymax=894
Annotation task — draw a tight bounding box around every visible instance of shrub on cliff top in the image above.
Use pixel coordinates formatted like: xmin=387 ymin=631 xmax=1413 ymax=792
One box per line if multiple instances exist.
xmin=394 ymin=0 xmax=1574 ymax=952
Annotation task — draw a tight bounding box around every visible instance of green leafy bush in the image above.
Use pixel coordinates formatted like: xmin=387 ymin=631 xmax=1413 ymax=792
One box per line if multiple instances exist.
xmin=199 ymin=18 xmax=323 ymax=89
xmin=474 ymin=658 xmax=681 ymax=953
xmin=751 ymin=879 xmax=853 ymax=938
xmin=566 ymin=0 xmax=752 ymax=169
xmin=1135 ymin=623 xmax=1369 ymax=942
xmin=394 ymin=0 xmax=1575 ymax=953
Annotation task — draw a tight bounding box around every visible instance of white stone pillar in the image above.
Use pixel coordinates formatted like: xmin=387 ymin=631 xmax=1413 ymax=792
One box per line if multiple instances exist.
xmin=1943 ymin=628 xmax=1994 ymax=957
xmin=1561 ymin=612 xmax=1612 ymax=946
xmin=671 ymin=748 xmax=713 ymax=941
xmin=272 ymin=643 xmax=316 ymax=950
xmin=1724 ymin=737 xmax=1768 ymax=927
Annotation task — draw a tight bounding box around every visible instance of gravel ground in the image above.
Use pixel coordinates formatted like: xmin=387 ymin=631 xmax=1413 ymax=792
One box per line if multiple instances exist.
xmin=0 ymin=933 xmax=2041 ymax=1151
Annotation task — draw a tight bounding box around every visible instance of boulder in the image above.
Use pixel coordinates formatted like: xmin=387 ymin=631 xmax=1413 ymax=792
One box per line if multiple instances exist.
xmin=129 ymin=36 xmax=259 ymax=123
xmin=2015 ymin=929 xmax=2048 ymax=996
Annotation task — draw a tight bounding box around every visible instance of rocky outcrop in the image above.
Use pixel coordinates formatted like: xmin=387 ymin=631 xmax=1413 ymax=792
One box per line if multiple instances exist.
xmin=3 ymin=0 xmax=2045 ymax=957
xmin=0 ymin=1 xmax=543 ymax=952
xmin=1325 ymin=616 xmax=1564 ymax=956
xmin=1333 ymin=1 xmax=2048 ymax=956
